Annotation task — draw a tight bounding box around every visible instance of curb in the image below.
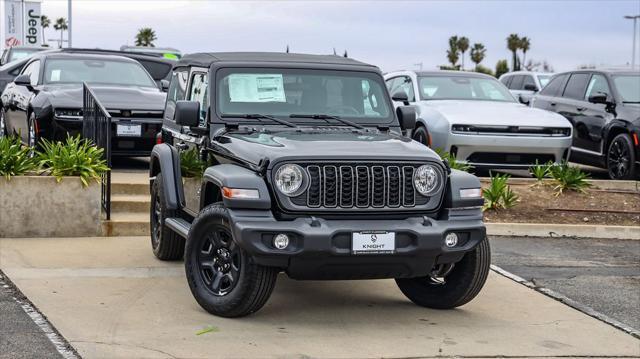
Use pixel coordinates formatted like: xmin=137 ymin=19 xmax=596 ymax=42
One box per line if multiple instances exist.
xmin=490 ymin=265 xmax=640 ymax=339
xmin=479 ymin=177 xmax=640 ymax=191
xmin=486 ymin=222 xmax=640 ymax=240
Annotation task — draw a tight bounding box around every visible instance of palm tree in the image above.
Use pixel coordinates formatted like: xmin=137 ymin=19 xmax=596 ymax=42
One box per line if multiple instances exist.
xmin=40 ymin=15 xmax=50 ymax=46
xmin=53 ymin=17 xmax=68 ymax=48
xmin=447 ymin=36 xmax=460 ymax=68
xmin=457 ymin=36 xmax=470 ymax=70
xmin=506 ymin=33 xmax=521 ymax=71
xmin=470 ymin=43 xmax=486 ymax=68
xmin=343 ymin=50 xmax=348 ymax=58
xmin=519 ymin=37 xmax=531 ymax=68
xmin=135 ymin=27 xmax=157 ymax=47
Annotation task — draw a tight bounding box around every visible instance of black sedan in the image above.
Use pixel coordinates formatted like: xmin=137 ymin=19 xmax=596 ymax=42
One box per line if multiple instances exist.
xmin=531 ymin=69 xmax=640 ymax=180
xmin=0 ymin=52 xmax=166 ymax=156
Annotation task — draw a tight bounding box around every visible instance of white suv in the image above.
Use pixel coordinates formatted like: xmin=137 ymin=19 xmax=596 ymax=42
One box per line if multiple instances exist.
xmin=499 ymin=71 xmax=553 ymax=105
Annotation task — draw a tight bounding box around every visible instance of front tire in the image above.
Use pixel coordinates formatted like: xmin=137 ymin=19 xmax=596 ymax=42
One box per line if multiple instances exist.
xmin=396 ymin=239 xmax=491 ymax=309
xmin=185 ymin=203 xmax=278 ymax=317
xmin=606 ymin=133 xmax=637 ymax=180
xmin=412 ymin=125 xmax=430 ymax=147
xmin=150 ymin=174 xmax=184 ymax=260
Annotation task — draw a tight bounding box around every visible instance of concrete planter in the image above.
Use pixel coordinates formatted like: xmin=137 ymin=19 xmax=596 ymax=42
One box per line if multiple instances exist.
xmin=0 ymin=176 xmax=101 ymax=238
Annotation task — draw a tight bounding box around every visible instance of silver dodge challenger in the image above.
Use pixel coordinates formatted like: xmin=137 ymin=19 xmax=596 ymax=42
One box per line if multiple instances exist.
xmin=384 ymin=70 xmax=573 ymax=169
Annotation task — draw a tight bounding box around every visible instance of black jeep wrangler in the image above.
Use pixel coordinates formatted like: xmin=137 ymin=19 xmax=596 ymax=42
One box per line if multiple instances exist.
xmin=149 ymin=52 xmax=489 ymax=317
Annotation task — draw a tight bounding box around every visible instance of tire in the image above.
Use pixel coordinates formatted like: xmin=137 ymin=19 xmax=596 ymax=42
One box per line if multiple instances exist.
xmin=606 ymin=133 xmax=637 ymax=180
xmin=395 ymin=238 xmax=491 ymax=309
xmin=185 ymin=203 xmax=278 ymax=317
xmin=412 ymin=125 xmax=430 ymax=147
xmin=150 ymin=174 xmax=184 ymax=260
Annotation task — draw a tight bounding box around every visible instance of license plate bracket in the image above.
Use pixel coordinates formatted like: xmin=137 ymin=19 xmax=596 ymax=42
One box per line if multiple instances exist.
xmin=352 ymin=231 xmax=395 ymax=254
xmin=116 ymin=123 xmax=142 ymax=137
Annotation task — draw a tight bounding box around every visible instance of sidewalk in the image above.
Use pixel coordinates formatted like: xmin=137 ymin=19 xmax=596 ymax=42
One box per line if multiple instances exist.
xmin=0 ymin=236 xmax=638 ymax=358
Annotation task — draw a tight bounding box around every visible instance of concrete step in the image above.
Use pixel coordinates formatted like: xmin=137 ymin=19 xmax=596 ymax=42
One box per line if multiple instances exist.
xmin=111 ymin=194 xmax=150 ymax=213
xmin=102 ymin=212 xmax=150 ymax=237
xmin=111 ymin=182 xmax=148 ymax=196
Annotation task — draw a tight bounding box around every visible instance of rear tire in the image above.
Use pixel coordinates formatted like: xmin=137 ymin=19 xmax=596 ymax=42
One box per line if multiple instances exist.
xmin=396 ymin=239 xmax=491 ymax=309
xmin=185 ymin=203 xmax=278 ymax=317
xmin=150 ymin=174 xmax=184 ymax=260
xmin=606 ymin=133 xmax=637 ymax=180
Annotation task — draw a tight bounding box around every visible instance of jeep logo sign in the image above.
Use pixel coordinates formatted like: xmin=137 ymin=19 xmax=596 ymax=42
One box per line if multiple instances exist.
xmin=2 ymin=0 xmax=42 ymax=47
xmin=24 ymin=1 xmax=42 ymax=45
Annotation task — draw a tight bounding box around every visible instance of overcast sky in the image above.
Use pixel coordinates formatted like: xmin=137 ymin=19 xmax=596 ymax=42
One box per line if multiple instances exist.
xmin=40 ymin=0 xmax=640 ymax=72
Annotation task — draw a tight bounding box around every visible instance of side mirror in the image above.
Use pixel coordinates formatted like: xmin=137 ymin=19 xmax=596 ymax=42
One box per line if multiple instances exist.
xmin=14 ymin=74 xmax=31 ymax=87
xmin=518 ymin=94 xmax=530 ymax=105
xmin=392 ymin=90 xmax=410 ymax=105
xmin=396 ymin=106 xmax=416 ymax=131
xmin=523 ymin=84 xmax=537 ymax=92
xmin=174 ymin=100 xmax=200 ymax=127
xmin=160 ymin=79 xmax=170 ymax=92
xmin=588 ymin=93 xmax=609 ymax=105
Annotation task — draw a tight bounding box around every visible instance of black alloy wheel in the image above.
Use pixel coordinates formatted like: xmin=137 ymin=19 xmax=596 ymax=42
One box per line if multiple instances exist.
xmin=607 ymin=133 xmax=636 ymax=180
xmin=197 ymin=227 xmax=241 ymax=296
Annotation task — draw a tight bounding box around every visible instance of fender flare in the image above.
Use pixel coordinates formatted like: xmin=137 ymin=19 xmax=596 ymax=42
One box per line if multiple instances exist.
xmin=149 ymin=143 xmax=185 ymax=210
xmin=443 ymin=169 xmax=484 ymax=209
xmin=202 ymin=164 xmax=271 ymax=209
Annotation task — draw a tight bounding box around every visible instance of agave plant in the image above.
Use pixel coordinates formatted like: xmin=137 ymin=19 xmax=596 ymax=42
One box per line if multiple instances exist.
xmin=482 ymin=172 xmax=518 ymax=210
xmin=37 ymin=135 xmax=109 ymax=187
xmin=0 ymin=136 xmax=38 ymax=179
xmin=529 ymin=160 xmax=552 ymax=183
xmin=434 ymin=148 xmax=473 ymax=172
xmin=548 ymin=161 xmax=591 ymax=195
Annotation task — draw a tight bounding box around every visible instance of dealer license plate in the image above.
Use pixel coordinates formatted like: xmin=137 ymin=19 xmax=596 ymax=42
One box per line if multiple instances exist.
xmin=352 ymin=231 xmax=395 ymax=254
xmin=116 ymin=124 xmax=141 ymax=137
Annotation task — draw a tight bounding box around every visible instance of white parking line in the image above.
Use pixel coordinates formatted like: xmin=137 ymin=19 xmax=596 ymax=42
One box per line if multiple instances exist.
xmin=490 ymin=264 xmax=640 ymax=339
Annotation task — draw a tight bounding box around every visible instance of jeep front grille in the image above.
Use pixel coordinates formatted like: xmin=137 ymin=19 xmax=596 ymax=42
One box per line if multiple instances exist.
xmin=287 ymin=163 xmax=435 ymax=210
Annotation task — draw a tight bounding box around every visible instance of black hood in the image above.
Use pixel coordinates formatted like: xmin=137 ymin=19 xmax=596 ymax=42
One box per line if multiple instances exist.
xmin=214 ymin=128 xmax=441 ymax=166
xmin=39 ymin=83 xmax=166 ymax=111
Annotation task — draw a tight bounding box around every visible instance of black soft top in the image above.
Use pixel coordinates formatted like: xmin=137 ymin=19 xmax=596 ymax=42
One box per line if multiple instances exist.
xmin=175 ymin=52 xmax=378 ymax=70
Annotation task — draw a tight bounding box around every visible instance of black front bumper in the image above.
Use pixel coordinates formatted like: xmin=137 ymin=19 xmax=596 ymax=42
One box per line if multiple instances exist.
xmin=50 ymin=117 xmax=162 ymax=156
xmin=228 ymin=209 xmax=486 ymax=280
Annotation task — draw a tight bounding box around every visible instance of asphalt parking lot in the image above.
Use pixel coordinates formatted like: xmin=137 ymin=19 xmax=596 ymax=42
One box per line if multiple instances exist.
xmin=1 ymin=235 xmax=638 ymax=358
xmin=491 ymin=236 xmax=640 ymax=331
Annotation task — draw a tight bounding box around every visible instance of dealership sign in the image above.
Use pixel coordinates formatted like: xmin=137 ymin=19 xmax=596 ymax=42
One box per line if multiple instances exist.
xmin=2 ymin=0 xmax=42 ymax=47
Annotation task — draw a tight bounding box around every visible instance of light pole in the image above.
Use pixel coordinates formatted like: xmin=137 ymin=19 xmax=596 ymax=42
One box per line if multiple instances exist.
xmin=68 ymin=0 xmax=72 ymax=47
xmin=624 ymin=15 xmax=640 ymax=69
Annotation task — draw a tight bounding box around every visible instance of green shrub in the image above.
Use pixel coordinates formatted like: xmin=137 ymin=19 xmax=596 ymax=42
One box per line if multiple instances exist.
xmin=548 ymin=161 xmax=591 ymax=195
xmin=529 ymin=160 xmax=552 ymax=182
xmin=482 ymin=173 xmax=519 ymax=210
xmin=37 ymin=136 xmax=109 ymax=187
xmin=180 ymin=147 xmax=206 ymax=178
xmin=434 ymin=148 xmax=473 ymax=172
xmin=0 ymin=136 xmax=37 ymax=179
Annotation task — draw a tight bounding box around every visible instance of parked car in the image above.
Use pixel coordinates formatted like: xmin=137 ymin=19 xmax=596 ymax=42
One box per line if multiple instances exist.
xmin=531 ymin=69 xmax=640 ymax=179
xmin=149 ymin=52 xmax=489 ymax=317
xmin=0 ymin=52 xmax=166 ymax=156
xmin=499 ymin=71 xmax=552 ymax=104
xmin=384 ymin=70 xmax=573 ymax=169
xmin=0 ymin=46 xmax=48 ymax=65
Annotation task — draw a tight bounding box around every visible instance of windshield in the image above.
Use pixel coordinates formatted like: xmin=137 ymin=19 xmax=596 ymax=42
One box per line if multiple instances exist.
xmin=43 ymin=58 xmax=156 ymax=87
xmin=538 ymin=75 xmax=551 ymax=88
xmin=613 ymin=75 xmax=640 ymax=103
xmin=418 ymin=75 xmax=515 ymax=102
xmin=9 ymin=48 xmax=42 ymax=62
xmin=216 ymin=68 xmax=393 ymax=124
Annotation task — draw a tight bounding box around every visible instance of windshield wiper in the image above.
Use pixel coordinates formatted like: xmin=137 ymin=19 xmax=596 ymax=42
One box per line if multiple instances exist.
xmin=289 ymin=114 xmax=365 ymax=129
xmin=221 ymin=113 xmax=298 ymax=128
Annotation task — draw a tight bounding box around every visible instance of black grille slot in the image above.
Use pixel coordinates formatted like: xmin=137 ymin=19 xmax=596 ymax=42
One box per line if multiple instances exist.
xmin=287 ymin=163 xmax=435 ymax=210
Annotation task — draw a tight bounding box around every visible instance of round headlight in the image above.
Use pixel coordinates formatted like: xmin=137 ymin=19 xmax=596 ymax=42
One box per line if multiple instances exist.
xmin=275 ymin=164 xmax=306 ymax=196
xmin=413 ymin=165 xmax=440 ymax=196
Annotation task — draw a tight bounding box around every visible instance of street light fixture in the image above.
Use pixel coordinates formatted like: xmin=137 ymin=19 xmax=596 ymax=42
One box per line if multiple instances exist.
xmin=624 ymin=15 xmax=640 ymax=69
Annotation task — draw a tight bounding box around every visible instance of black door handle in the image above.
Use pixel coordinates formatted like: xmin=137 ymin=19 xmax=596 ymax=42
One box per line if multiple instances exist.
xmin=576 ymin=107 xmax=586 ymax=112
xmin=550 ymin=102 xmax=556 ymax=106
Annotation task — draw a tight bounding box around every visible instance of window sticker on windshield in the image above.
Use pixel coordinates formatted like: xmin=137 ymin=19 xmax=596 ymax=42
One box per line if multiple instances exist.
xmin=50 ymin=69 xmax=61 ymax=82
xmin=228 ymin=74 xmax=286 ymax=103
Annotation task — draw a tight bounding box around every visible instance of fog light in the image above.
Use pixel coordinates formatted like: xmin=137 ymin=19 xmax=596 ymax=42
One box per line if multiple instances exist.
xmin=273 ymin=234 xmax=290 ymax=249
xmin=445 ymin=233 xmax=458 ymax=248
